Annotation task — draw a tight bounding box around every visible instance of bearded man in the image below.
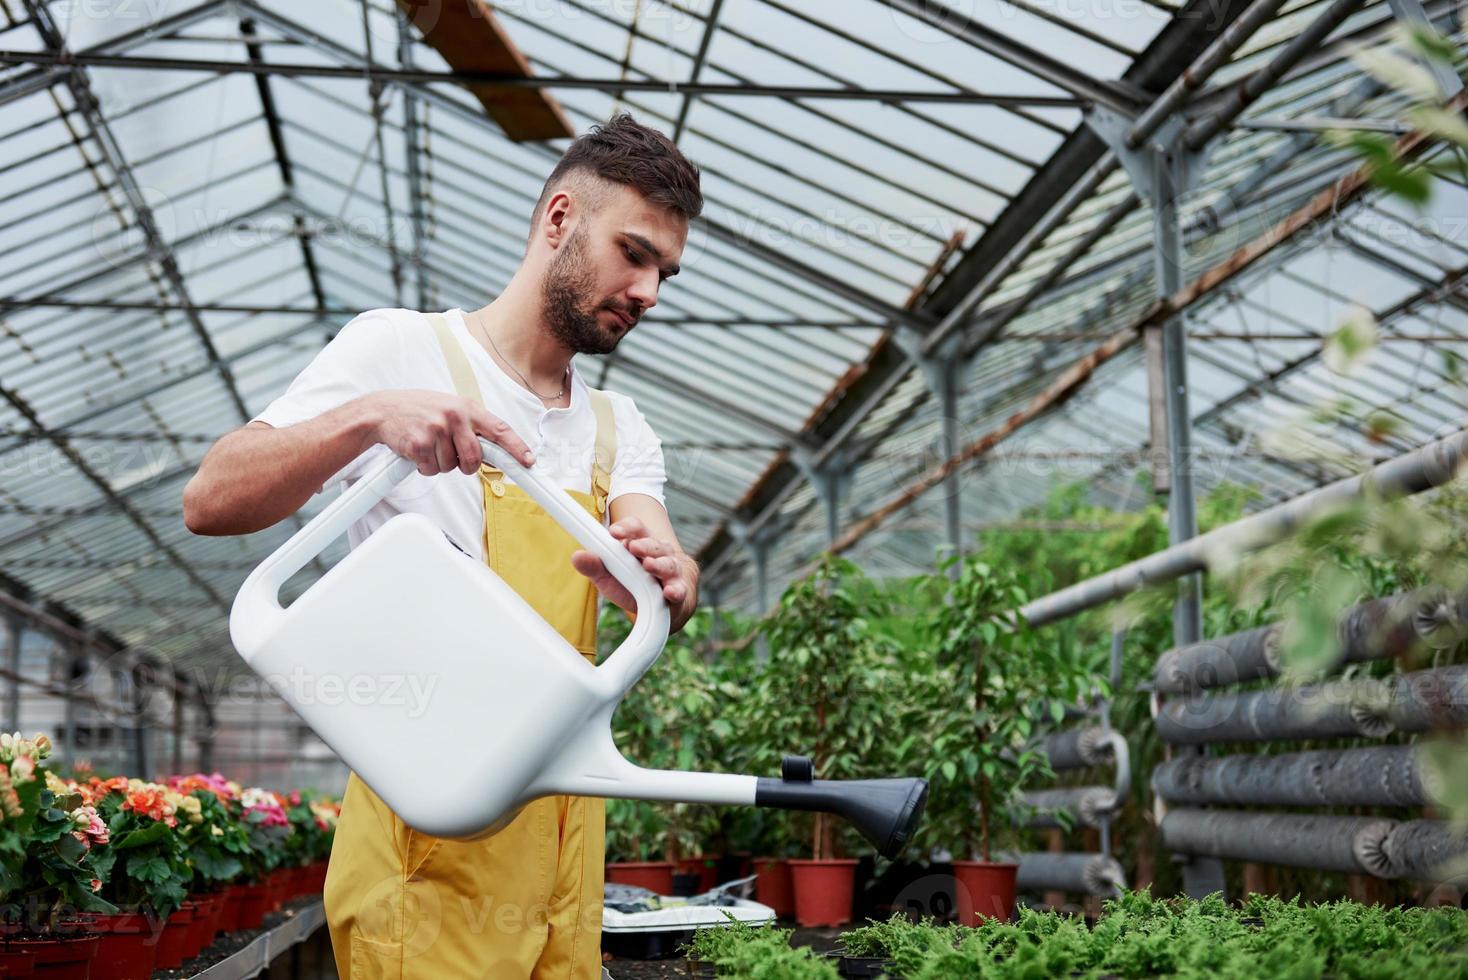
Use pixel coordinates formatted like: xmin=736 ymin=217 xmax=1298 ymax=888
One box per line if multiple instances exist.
xmin=183 ymin=113 xmax=702 ymax=978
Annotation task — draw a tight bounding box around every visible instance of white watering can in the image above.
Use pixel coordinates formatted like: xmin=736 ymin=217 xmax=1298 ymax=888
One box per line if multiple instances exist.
xmin=230 ymin=439 xmax=927 ymax=857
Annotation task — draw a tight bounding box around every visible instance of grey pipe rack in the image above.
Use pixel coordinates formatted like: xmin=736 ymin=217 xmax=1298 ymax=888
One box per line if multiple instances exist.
xmin=1154 ymin=664 xmax=1468 ymax=745
xmin=1152 ymin=746 xmax=1429 ymax=808
xmin=1154 ymin=586 xmax=1465 ymax=695
xmin=1037 ymin=725 xmax=1112 ymax=771
xmin=1011 ymin=852 xmax=1127 ymax=897
xmin=1160 ymin=809 xmax=1396 ymax=876
xmin=1021 ymin=786 xmax=1118 ymax=829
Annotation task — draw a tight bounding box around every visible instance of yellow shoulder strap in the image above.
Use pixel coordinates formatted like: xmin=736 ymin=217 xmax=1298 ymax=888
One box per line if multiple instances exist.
xmin=425 ymin=312 xmax=484 ymax=407
xmin=586 ymin=387 xmax=617 ymax=514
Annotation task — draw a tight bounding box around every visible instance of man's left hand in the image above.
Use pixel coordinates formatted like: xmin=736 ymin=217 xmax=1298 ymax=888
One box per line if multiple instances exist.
xmin=572 ymin=515 xmax=698 ymax=632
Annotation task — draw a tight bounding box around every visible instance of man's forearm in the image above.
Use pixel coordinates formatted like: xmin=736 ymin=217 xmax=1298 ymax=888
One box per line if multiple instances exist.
xmin=183 ymin=399 xmax=380 ymax=536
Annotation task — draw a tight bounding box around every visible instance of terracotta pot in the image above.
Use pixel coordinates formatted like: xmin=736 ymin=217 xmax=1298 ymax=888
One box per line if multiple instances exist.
xmin=204 ymin=890 xmax=229 ymax=946
xmin=214 ymin=886 xmax=242 ymax=934
xmin=789 ymin=858 xmax=858 ymax=928
xmin=753 ymin=858 xmax=795 ymax=918
xmin=0 ymin=948 xmax=35 ymax=977
xmin=77 ymin=911 xmax=158 ymax=980
xmin=234 ymin=882 xmax=273 ymax=930
xmin=675 ymin=855 xmax=720 ymax=894
xmin=604 ymin=861 xmax=674 ymax=895
xmin=951 ymin=861 xmax=1018 ymax=925
xmin=151 ymin=905 xmax=194 ymax=971
xmin=182 ymin=895 xmax=217 ymax=962
xmin=4 ymin=934 xmax=100 ymax=979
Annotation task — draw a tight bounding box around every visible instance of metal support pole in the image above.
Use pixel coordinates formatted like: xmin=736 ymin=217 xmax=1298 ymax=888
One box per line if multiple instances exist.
xmin=4 ymin=616 xmax=20 ymax=733
xmin=198 ymin=691 xmax=215 ymax=773
xmin=62 ymin=644 xmax=82 ymax=764
xmin=172 ymin=682 xmax=184 ymax=775
xmin=1150 ymin=145 xmax=1203 ymax=648
xmin=398 ymin=7 xmax=432 ymax=310
xmin=129 ymin=664 xmax=148 ymax=778
xmin=937 ymin=362 xmax=963 ymax=565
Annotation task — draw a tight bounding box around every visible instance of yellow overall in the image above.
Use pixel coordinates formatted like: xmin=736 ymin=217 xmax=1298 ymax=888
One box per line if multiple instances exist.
xmin=324 ymin=312 xmax=615 ymax=979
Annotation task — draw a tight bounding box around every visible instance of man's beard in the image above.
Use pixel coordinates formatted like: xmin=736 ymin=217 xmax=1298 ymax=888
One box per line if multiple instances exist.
xmin=542 ymin=228 xmax=629 ymax=355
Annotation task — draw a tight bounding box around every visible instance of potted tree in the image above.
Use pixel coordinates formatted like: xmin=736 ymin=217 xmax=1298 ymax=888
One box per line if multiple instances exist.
xmin=749 ymin=556 xmax=903 ymax=927
xmin=925 ymin=557 xmax=1075 ymax=925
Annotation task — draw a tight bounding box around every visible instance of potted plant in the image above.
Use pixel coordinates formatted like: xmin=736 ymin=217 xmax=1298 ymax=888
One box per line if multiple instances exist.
xmin=925 ymin=557 xmax=1076 ymax=925
xmin=749 ymin=556 xmax=903 ymax=927
xmin=169 ymin=774 xmax=247 ymax=943
xmin=234 ymin=788 xmax=292 ymax=928
xmin=0 ymin=734 xmax=112 ymax=978
xmin=79 ymin=777 xmax=191 ymax=978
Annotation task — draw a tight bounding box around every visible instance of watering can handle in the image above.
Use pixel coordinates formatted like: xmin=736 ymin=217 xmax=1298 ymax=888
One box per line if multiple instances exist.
xmin=232 ymin=441 xmax=671 ymax=694
xmin=477 ymin=438 xmax=671 ymax=692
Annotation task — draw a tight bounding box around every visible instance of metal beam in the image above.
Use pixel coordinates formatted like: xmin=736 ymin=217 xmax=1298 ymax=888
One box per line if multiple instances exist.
xmin=239 ymin=16 xmax=328 ymax=316
xmin=0 ymin=49 xmax=1089 ymax=107
xmin=671 ymin=0 xmax=725 ymax=144
xmin=1022 ymin=427 xmax=1468 ymax=625
xmin=695 ymin=0 xmax=1262 ymax=591
xmin=876 ymin=0 xmax=1145 ymax=114
xmin=22 ymin=0 xmax=250 ymax=423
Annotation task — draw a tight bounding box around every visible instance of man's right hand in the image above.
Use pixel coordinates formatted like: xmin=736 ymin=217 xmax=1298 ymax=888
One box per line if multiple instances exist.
xmin=184 ymin=391 xmax=535 ymax=535
xmin=364 ymin=390 xmax=535 ymax=476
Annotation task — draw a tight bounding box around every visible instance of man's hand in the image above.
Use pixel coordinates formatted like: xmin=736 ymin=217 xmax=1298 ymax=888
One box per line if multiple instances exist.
xmin=366 ymin=389 xmax=535 ymax=476
xmin=571 ymin=502 xmax=698 ymax=632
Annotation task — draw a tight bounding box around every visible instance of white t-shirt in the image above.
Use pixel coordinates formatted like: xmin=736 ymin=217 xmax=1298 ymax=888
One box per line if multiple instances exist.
xmin=252 ymin=307 xmax=666 ymax=559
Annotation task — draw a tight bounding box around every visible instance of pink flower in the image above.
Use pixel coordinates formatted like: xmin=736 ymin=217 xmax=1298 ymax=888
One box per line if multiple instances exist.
xmin=90 ymin=879 xmax=101 ymax=892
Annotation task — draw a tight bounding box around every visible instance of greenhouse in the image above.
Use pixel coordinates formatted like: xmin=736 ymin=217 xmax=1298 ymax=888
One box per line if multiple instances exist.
xmin=0 ymin=0 xmax=1466 ymax=976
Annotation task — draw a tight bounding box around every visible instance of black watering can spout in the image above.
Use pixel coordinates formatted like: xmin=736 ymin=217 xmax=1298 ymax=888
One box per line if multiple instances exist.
xmin=753 ymin=756 xmax=929 ymax=859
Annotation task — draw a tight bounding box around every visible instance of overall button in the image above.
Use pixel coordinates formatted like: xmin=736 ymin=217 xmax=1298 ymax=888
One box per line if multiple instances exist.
xmin=490 ymin=480 xmax=506 ymax=497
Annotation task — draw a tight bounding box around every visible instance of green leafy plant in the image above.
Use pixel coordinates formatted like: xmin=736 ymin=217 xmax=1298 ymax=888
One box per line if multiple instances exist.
xmin=684 ymin=917 xmax=839 ymax=978
xmin=746 ymin=555 xmax=906 ymax=860
xmin=922 ymin=557 xmax=1087 ymax=862
xmin=0 ymin=736 xmax=116 ymax=932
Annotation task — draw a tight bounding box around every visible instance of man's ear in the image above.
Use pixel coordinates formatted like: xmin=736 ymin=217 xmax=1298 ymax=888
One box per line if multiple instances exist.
xmin=541 ymin=190 xmax=572 ymax=249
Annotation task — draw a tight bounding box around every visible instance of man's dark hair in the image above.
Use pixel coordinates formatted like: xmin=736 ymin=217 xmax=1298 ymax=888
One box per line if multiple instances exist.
xmin=530 ymin=113 xmax=702 ymax=233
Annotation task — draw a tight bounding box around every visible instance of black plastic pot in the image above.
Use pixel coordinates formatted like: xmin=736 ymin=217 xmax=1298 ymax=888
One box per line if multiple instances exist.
xmin=826 ymin=951 xmax=896 ymax=977
xmin=671 ymin=872 xmax=702 ymax=896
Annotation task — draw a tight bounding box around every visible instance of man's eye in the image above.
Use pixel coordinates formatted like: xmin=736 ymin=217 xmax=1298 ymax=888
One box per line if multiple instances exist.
xmin=625 ymin=246 xmax=641 ymax=263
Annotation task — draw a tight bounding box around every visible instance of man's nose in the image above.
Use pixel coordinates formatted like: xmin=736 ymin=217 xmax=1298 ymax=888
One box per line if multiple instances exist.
xmin=626 ymin=269 xmax=659 ymax=312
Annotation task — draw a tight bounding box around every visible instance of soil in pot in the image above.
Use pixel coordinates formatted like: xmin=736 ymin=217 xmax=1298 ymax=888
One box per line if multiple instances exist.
xmin=3 ymin=933 xmax=100 ymax=979
xmin=789 ymin=858 xmax=858 ymax=928
xmin=753 ymin=858 xmax=795 ymax=918
xmin=952 ymin=860 xmax=1017 ymax=925
xmin=605 ymin=862 xmax=674 ymax=895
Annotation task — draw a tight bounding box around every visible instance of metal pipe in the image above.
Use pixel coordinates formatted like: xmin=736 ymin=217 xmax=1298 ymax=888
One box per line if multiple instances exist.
xmin=1185 ymin=0 xmax=1369 ymax=150
xmin=1020 ymin=786 xmax=1118 ymax=828
xmin=1152 ymin=746 xmax=1429 ymax=807
xmin=1126 ymin=0 xmax=1289 ymax=148
xmin=1012 ymin=852 xmax=1126 ymax=896
xmin=1156 ymin=664 xmax=1468 ymax=745
xmin=0 ymin=49 xmax=1087 ymax=107
xmin=1384 ymin=820 xmax=1468 ymax=882
xmin=1038 ymin=725 xmax=1111 ymax=771
xmin=1022 ymin=428 xmax=1468 ymax=626
xmin=1160 ymin=809 xmax=1396 ymax=876
xmin=1154 ymin=585 xmax=1464 ymax=693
